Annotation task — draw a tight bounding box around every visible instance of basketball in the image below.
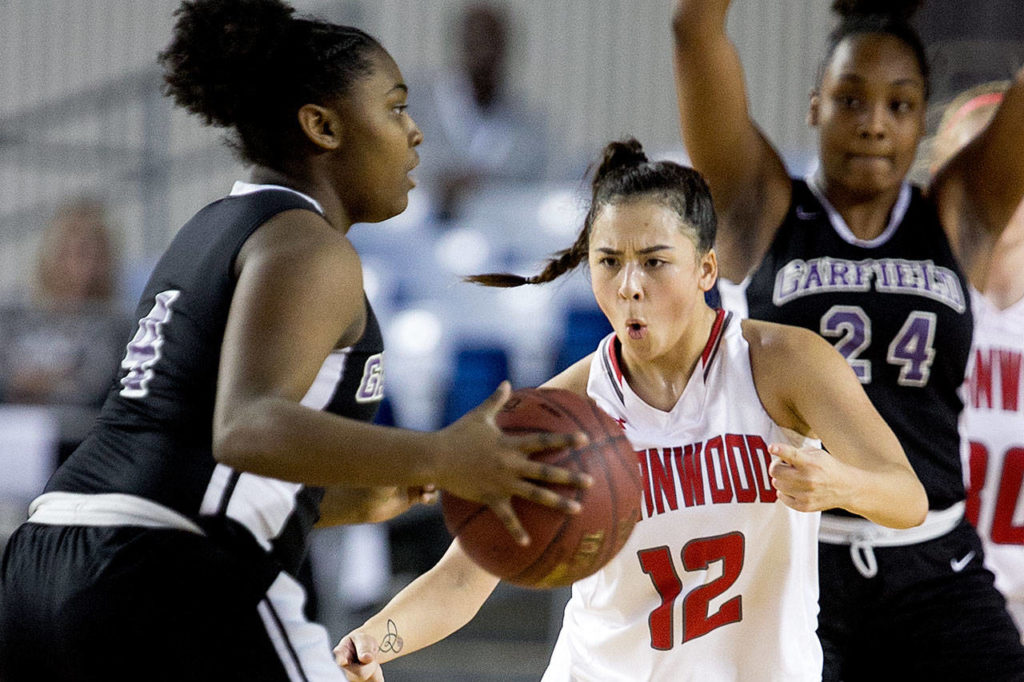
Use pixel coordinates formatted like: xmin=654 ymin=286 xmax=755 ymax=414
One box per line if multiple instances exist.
xmin=441 ymin=387 xmax=642 ymax=589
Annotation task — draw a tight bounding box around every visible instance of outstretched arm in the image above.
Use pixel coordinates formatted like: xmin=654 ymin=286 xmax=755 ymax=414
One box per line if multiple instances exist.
xmin=335 ymin=539 xmax=500 ymax=680
xmin=933 ymin=67 xmax=1024 ymax=285
xmin=671 ymin=0 xmax=792 ymax=282
xmin=744 ymin=320 xmax=928 ymax=528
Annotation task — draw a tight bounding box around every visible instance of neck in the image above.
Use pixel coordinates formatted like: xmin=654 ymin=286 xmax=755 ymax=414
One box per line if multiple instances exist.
xmin=619 ymin=305 xmax=718 ymax=412
xmin=249 ymin=166 xmax=352 ymax=233
xmin=814 ymin=171 xmax=904 ymax=242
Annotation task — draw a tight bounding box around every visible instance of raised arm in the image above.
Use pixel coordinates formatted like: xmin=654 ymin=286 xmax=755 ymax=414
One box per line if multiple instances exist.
xmin=335 ymin=539 xmax=500 ymax=681
xmin=671 ymin=0 xmax=792 ymax=282
xmin=744 ymin=320 xmax=928 ymax=528
xmin=212 ymin=210 xmax=589 ymax=543
xmin=932 ymin=67 xmax=1024 ymax=285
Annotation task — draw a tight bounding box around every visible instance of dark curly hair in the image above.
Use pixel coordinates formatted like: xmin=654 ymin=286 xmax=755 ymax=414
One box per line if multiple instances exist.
xmin=159 ymin=0 xmax=385 ymax=168
xmin=467 ymin=138 xmax=717 ymax=287
xmin=820 ymin=0 xmax=930 ymax=98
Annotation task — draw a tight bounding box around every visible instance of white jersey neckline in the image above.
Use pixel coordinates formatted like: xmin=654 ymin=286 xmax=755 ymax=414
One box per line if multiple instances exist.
xmin=230 ymin=181 xmax=325 ymax=215
xmin=805 ymin=169 xmax=911 ymax=249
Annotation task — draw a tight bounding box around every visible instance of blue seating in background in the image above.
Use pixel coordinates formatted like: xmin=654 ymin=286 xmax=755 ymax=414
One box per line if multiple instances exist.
xmin=441 ymin=345 xmax=511 ymax=426
xmin=553 ymin=305 xmax=613 ymax=374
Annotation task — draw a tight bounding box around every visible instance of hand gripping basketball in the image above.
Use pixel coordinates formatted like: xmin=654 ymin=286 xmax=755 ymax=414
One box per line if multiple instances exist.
xmin=442 ymin=387 xmax=643 ymax=588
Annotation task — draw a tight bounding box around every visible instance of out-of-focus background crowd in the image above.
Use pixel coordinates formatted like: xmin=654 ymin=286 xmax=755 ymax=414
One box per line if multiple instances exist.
xmin=0 ymin=2 xmax=1019 ymax=680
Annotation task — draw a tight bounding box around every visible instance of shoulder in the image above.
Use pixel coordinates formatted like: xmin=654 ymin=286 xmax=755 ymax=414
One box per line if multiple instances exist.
xmin=741 ymin=319 xmax=845 ymax=393
xmin=541 ymin=353 xmax=594 ymax=397
xmin=239 ymin=208 xmax=361 ymax=277
xmin=740 ymin=318 xmax=826 ymax=359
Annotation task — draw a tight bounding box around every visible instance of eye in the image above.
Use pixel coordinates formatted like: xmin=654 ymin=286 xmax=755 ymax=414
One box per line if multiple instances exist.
xmin=597 ymin=256 xmax=619 ymax=268
xmin=839 ymin=95 xmax=861 ymax=110
xmin=644 ymin=258 xmax=665 ymax=269
xmin=890 ymin=99 xmax=914 ymax=114
xmin=392 ymin=103 xmax=409 ymax=116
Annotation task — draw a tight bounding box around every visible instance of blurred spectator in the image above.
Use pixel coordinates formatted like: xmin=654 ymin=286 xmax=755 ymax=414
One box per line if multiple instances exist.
xmin=413 ymin=2 xmax=551 ymax=221
xmin=0 ymin=198 xmax=131 ymax=463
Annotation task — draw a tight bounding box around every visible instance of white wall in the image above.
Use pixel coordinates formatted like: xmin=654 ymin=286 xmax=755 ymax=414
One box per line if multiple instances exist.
xmin=0 ymin=0 xmax=831 ymax=298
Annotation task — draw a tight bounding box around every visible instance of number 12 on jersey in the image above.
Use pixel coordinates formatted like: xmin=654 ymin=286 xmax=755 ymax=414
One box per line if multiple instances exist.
xmin=638 ymin=532 xmax=744 ymax=649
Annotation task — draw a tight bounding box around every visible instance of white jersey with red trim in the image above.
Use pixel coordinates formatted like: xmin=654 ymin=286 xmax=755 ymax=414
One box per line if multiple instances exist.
xmin=543 ymin=310 xmax=823 ymax=682
xmin=960 ymin=288 xmax=1024 ymax=634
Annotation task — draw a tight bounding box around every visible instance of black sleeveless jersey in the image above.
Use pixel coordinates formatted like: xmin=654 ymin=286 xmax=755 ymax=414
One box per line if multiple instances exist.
xmin=737 ymin=179 xmax=972 ymax=511
xmin=47 ymin=187 xmax=385 ymax=573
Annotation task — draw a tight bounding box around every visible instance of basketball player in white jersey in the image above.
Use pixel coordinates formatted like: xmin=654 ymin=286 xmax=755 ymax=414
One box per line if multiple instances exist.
xmin=932 ymin=82 xmax=1024 ymax=639
xmin=335 ymin=139 xmax=927 ymax=682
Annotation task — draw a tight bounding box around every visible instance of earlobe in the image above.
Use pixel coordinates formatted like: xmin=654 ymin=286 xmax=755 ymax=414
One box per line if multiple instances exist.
xmin=297 ymin=104 xmax=343 ymax=151
xmin=699 ymin=249 xmax=718 ymax=292
xmin=808 ymin=89 xmax=820 ymax=127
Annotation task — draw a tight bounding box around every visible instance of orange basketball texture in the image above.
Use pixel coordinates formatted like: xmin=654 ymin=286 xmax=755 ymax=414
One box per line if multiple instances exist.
xmin=441 ymin=387 xmax=642 ymax=588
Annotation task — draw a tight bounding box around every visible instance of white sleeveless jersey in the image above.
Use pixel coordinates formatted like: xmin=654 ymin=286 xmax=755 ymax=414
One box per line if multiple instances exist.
xmin=960 ymin=288 xmax=1024 ymax=632
xmin=543 ymin=311 xmax=823 ymax=682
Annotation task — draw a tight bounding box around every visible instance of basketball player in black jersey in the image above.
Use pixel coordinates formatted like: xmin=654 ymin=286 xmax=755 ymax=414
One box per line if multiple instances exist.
xmin=0 ymin=1 xmax=589 ymax=680
xmin=673 ymin=0 xmax=1024 ymax=680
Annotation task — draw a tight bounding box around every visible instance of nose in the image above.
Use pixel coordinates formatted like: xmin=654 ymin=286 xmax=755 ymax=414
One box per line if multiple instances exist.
xmin=409 ymin=116 xmax=424 ymax=147
xmin=858 ymin=103 xmax=888 ymax=139
xmin=618 ymin=263 xmax=643 ymax=301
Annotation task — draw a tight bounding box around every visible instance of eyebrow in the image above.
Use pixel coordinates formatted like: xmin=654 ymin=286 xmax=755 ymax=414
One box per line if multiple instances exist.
xmin=836 ymin=74 xmax=923 ymax=89
xmin=595 ymin=245 xmax=673 ymax=256
xmin=389 ymin=83 xmax=408 ymax=95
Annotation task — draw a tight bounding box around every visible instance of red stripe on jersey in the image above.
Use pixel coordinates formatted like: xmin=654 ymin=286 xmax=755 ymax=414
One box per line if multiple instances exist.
xmin=701 ymin=309 xmax=728 ymax=366
xmin=609 ymin=335 xmax=625 ymax=387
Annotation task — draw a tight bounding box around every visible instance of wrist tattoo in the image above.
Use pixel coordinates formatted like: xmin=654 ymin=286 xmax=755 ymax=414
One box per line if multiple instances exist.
xmin=379 ymin=618 xmax=404 ymax=654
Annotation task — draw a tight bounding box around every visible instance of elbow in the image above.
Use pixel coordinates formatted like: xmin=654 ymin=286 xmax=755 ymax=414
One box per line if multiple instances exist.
xmin=907 ymin=482 xmax=929 ymax=528
xmin=212 ymin=401 xmax=282 ymax=471
xmin=889 ymin=479 xmax=929 ymax=530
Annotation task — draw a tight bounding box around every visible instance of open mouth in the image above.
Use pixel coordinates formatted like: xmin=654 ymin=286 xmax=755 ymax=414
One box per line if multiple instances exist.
xmin=626 ymin=321 xmax=646 ymax=340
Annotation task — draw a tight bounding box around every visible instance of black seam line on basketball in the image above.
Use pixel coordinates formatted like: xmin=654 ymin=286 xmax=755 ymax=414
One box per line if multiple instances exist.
xmin=262 ymin=596 xmax=311 ymax=682
xmin=512 ymin=390 xmax=593 ymax=583
xmin=216 ymin=470 xmax=243 ymax=518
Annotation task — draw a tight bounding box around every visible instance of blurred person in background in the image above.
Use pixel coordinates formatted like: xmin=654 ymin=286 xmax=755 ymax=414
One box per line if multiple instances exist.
xmin=931 ymin=80 xmax=1024 ymax=641
xmin=413 ymin=1 xmax=550 ymax=222
xmin=0 ymin=197 xmax=131 ymax=463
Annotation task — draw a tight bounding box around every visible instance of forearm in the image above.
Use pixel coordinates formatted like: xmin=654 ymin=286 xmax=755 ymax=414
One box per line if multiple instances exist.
xmin=352 ymin=541 xmax=500 ymax=665
xmin=214 ymin=397 xmax=441 ymax=487
xmin=835 ymin=459 xmax=928 ymax=529
xmin=316 ymin=486 xmax=424 ymax=527
xmin=672 ymin=0 xmax=731 ymax=40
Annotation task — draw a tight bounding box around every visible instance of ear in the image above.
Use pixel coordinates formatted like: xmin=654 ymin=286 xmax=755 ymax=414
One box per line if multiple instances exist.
xmin=807 ymin=88 xmax=821 ymax=128
xmin=698 ymin=248 xmax=718 ymax=293
xmin=297 ymin=103 xmax=343 ymax=151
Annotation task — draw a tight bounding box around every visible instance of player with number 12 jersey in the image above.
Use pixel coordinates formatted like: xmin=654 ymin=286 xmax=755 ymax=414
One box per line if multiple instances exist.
xmin=544 ymin=312 xmax=822 ymax=682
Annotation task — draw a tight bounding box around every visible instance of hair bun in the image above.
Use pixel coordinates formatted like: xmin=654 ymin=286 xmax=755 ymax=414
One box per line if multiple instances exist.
xmin=831 ymin=0 xmax=923 ymax=21
xmin=160 ymin=0 xmax=296 ymax=128
xmin=593 ymin=138 xmax=648 ymax=186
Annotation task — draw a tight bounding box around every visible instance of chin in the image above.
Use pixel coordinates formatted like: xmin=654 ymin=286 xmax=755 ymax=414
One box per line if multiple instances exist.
xmin=366 ymin=196 xmax=410 ymax=224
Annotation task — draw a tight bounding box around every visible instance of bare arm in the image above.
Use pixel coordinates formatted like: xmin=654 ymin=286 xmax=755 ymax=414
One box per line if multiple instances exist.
xmin=334 ymin=359 xmax=596 ymax=679
xmin=316 ymin=485 xmax=437 ymax=527
xmin=335 ymin=539 xmax=501 ymax=680
xmin=932 ymin=67 xmax=1024 ymax=286
xmin=672 ymin=0 xmax=792 ymax=282
xmin=212 ymin=210 xmax=589 ymax=542
xmin=744 ymin=320 xmax=928 ymax=528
